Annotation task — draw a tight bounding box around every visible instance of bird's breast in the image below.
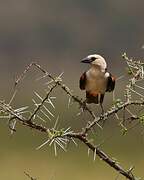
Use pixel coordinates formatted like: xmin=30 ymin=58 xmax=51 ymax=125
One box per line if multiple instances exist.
xmin=86 ymin=69 xmax=107 ymax=93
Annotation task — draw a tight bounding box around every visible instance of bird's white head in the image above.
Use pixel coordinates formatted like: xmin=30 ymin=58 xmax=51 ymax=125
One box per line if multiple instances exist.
xmin=81 ymin=54 xmax=107 ymax=71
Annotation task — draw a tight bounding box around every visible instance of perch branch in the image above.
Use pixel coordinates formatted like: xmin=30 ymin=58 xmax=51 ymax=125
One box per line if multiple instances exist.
xmin=15 ymin=62 xmax=101 ymax=129
xmin=0 ymin=60 xmax=142 ymax=180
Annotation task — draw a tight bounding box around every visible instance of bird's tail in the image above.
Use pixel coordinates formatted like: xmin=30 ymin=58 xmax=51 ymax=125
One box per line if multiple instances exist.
xmin=86 ymin=91 xmax=105 ymax=104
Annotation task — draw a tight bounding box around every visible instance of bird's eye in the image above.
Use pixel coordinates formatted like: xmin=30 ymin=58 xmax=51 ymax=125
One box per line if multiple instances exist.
xmin=91 ymin=57 xmax=96 ymax=61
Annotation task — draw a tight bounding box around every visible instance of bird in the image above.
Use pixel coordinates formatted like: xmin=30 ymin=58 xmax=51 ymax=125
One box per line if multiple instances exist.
xmin=79 ymin=54 xmax=115 ymax=112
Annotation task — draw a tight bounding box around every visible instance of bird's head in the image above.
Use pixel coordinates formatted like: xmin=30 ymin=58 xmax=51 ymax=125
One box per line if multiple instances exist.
xmin=81 ymin=54 xmax=107 ymax=71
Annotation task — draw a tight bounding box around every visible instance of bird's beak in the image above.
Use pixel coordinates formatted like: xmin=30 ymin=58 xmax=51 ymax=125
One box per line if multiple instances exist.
xmin=81 ymin=57 xmax=91 ymax=63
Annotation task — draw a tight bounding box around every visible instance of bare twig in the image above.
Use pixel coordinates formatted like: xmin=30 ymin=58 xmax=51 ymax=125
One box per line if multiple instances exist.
xmin=24 ymin=171 xmax=37 ymax=180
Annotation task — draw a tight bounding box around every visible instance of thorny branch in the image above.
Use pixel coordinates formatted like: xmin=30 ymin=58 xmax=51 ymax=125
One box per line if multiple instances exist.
xmin=15 ymin=62 xmax=101 ymax=128
xmin=75 ymin=135 xmax=137 ymax=180
xmin=0 ymin=53 xmax=144 ymax=180
xmin=29 ymin=83 xmax=57 ymax=121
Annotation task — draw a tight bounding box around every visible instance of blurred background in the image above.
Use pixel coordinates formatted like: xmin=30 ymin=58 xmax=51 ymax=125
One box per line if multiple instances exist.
xmin=0 ymin=0 xmax=144 ymax=179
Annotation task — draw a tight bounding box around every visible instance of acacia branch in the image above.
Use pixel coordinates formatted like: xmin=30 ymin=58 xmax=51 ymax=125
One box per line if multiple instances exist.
xmin=29 ymin=83 xmax=57 ymax=121
xmin=0 ymin=100 xmax=138 ymax=179
xmin=0 ymin=90 xmax=141 ymax=180
xmin=15 ymin=62 xmax=102 ymax=129
xmin=0 ymin=60 xmax=143 ymax=180
xmin=75 ymin=135 xmax=136 ymax=180
xmin=84 ymin=100 xmax=144 ymax=134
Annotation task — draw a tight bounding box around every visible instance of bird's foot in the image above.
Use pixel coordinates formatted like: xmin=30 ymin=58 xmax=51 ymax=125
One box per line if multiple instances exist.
xmin=81 ymin=99 xmax=87 ymax=111
xmin=100 ymin=103 xmax=104 ymax=115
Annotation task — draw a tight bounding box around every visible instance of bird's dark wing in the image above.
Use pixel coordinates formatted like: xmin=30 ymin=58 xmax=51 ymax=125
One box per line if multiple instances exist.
xmin=106 ymin=73 xmax=116 ymax=92
xmin=79 ymin=72 xmax=87 ymax=90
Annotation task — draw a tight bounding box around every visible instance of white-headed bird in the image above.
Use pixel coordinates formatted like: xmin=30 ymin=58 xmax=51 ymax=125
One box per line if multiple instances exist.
xmin=79 ymin=54 xmax=115 ymax=111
